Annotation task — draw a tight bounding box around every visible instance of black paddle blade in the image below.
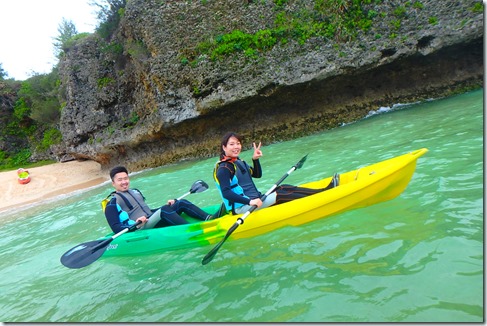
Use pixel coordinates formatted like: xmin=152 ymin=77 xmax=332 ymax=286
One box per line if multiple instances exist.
xmin=202 ymin=222 xmax=239 ymax=265
xmin=295 ymin=154 xmax=308 ymax=169
xmin=60 ymin=239 xmax=111 ymax=269
xmin=201 ymin=240 xmax=224 ymax=265
xmin=191 ymin=180 xmax=209 ymax=194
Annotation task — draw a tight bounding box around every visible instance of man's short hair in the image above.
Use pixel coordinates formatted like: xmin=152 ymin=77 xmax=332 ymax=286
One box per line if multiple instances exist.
xmin=110 ymin=166 xmax=128 ymax=180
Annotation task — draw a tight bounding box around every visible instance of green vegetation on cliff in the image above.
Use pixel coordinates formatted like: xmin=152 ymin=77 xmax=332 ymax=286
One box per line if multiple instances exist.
xmin=0 ymin=72 xmax=62 ymax=169
xmin=181 ymin=0 xmax=382 ymax=64
xmin=0 ymin=0 xmax=124 ymax=169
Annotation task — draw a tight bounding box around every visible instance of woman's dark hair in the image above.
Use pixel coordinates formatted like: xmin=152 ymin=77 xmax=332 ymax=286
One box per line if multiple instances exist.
xmin=109 ymin=166 xmax=128 ymax=180
xmin=220 ymin=132 xmax=242 ymax=159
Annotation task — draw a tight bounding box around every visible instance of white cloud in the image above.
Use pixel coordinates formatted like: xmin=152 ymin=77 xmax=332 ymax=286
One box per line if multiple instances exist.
xmin=0 ymin=0 xmax=98 ymax=80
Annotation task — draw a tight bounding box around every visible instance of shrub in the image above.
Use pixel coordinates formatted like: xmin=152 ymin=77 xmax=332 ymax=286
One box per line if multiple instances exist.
xmin=428 ymin=16 xmax=438 ymax=25
xmin=471 ymin=2 xmax=483 ymax=13
xmin=97 ymin=77 xmax=114 ymax=88
xmin=184 ymin=0 xmax=377 ymax=63
xmin=38 ymin=128 xmax=62 ymax=151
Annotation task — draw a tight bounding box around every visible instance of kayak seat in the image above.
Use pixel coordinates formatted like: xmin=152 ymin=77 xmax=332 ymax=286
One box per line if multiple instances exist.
xmin=332 ymin=173 xmax=340 ymax=187
xmin=211 ymin=202 xmax=228 ymax=219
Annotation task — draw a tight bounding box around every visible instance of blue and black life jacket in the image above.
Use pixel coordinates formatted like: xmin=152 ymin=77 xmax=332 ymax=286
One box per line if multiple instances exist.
xmin=213 ymin=159 xmax=260 ymax=213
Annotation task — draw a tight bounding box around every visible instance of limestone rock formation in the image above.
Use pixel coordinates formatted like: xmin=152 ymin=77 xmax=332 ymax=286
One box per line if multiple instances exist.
xmin=57 ymin=0 xmax=483 ymax=171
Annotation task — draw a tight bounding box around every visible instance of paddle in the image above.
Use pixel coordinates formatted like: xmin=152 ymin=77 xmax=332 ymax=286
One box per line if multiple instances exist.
xmin=201 ymin=154 xmax=308 ymax=265
xmin=176 ymin=180 xmax=208 ymax=198
xmin=60 ymin=179 xmax=209 ymax=269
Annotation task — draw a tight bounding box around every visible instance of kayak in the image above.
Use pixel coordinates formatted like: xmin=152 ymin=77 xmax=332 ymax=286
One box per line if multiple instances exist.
xmin=17 ymin=168 xmax=31 ymax=184
xmin=101 ymin=148 xmax=428 ymax=258
xmin=103 ymin=148 xmax=428 ymax=257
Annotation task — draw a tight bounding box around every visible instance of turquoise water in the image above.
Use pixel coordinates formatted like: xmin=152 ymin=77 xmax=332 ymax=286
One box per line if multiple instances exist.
xmin=0 ymin=89 xmax=482 ymax=322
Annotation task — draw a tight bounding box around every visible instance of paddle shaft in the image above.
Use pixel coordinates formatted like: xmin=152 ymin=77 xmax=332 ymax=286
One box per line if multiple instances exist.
xmin=236 ymin=163 xmax=300 ymax=225
xmin=177 ymin=191 xmax=191 ymax=200
xmin=175 ymin=180 xmax=208 ymax=200
xmin=102 ymin=220 xmax=141 ymax=245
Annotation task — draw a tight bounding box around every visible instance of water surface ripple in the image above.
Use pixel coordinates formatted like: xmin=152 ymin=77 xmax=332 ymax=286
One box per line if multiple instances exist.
xmin=0 ymin=90 xmax=482 ymax=322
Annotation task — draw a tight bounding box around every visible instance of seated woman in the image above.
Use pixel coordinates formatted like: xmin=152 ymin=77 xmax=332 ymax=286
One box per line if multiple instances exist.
xmin=213 ymin=132 xmax=339 ymax=215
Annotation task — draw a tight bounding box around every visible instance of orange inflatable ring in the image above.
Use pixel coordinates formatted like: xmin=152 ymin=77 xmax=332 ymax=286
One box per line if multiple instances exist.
xmin=18 ymin=176 xmax=31 ymax=184
xmin=17 ymin=168 xmax=31 ymax=184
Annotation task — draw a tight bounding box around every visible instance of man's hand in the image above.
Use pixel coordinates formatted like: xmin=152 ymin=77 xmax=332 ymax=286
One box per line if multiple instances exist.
xmin=135 ymin=216 xmax=148 ymax=228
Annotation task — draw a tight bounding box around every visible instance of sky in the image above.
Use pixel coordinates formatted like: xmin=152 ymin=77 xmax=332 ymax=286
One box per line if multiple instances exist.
xmin=0 ymin=0 xmax=99 ymax=80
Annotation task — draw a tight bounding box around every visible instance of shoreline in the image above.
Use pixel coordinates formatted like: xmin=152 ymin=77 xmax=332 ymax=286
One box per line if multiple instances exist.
xmin=0 ymin=160 xmax=109 ymax=216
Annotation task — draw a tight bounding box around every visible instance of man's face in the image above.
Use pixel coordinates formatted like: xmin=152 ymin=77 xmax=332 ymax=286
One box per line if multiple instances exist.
xmin=112 ymin=172 xmax=130 ymax=192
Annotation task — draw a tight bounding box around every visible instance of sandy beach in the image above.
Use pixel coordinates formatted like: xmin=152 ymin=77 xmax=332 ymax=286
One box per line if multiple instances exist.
xmin=0 ymin=160 xmax=109 ymax=214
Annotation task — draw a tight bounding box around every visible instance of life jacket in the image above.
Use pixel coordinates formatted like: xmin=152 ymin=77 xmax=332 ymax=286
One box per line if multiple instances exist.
xmin=101 ymin=189 xmax=153 ymax=219
xmin=101 ymin=191 xmax=131 ymax=212
xmin=104 ymin=196 xmax=134 ymax=229
xmin=213 ymin=159 xmax=260 ymax=213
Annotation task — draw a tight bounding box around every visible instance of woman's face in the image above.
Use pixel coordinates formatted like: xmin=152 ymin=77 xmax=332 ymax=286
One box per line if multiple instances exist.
xmin=223 ymin=136 xmax=242 ymax=158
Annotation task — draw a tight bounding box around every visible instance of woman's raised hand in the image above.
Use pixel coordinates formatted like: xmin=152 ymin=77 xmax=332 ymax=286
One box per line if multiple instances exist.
xmin=252 ymin=141 xmax=262 ymax=160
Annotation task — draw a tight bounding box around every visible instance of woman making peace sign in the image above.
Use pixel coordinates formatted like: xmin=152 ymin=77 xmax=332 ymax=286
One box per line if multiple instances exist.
xmin=213 ymin=132 xmax=339 ymax=215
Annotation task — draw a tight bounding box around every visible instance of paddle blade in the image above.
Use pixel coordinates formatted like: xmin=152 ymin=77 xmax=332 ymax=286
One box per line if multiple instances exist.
xmin=190 ymin=180 xmax=209 ymax=194
xmin=202 ymin=222 xmax=240 ymax=265
xmin=60 ymin=239 xmax=111 ymax=269
xmin=202 ymin=240 xmax=224 ymax=265
xmin=295 ymin=154 xmax=308 ymax=169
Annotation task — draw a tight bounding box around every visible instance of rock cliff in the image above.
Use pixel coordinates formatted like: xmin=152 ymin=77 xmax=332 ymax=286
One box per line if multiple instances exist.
xmin=57 ymin=0 xmax=483 ymax=171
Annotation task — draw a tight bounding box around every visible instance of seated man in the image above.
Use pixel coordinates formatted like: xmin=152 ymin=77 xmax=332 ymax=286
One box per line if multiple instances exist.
xmin=105 ymin=166 xmax=213 ymax=233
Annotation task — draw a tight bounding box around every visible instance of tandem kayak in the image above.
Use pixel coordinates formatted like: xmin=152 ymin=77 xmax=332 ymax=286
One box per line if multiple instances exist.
xmin=101 ymin=148 xmax=428 ymax=258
